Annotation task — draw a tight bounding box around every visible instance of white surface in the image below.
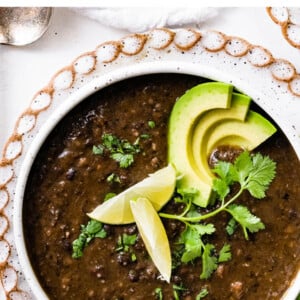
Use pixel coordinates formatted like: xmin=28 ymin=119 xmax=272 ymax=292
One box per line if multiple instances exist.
xmin=71 ymin=7 xmax=219 ymax=32
xmin=1 ymin=7 xmax=300 ymax=299
xmin=1 ymin=7 xmax=300 ymax=153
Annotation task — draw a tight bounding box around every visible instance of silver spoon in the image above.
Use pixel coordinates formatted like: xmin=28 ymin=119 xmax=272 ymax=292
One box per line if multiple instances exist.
xmin=0 ymin=7 xmax=52 ymax=46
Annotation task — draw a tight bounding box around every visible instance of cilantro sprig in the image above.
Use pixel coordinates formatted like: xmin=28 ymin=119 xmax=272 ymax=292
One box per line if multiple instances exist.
xmin=160 ymin=151 xmax=276 ymax=279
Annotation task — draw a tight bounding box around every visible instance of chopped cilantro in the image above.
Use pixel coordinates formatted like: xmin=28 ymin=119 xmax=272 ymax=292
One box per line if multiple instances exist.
xmin=154 ymin=287 xmax=163 ymax=300
xmin=173 ymin=284 xmax=187 ymax=300
xmin=93 ymin=133 xmax=141 ymax=168
xmin=131 ymin=253 xmax=137 ymax=262
xmin=103 ymin=192 xmax=117 ymax=201
xmin=196 ymin=288 xmax=209 ymax=299
xmin=116 ymin=233 xmax=138 ymax=263
xmin=106 ymin=173 xmax=121 ymax=184
xmin=148 ymin=120 xmax=156 ymax=128
xmin=111 ymin=152 xmax=134 ymax=168
xmin=92 ymin=144 xmax=104 ymax=155
xmin=122 ymin=233 xmax=137 ymax=246
xmin=116 ymin=233 xmax=137 ymax=252
xmin=140 ymin=133 xmax=151 ymax=139
xmin=72 ymin=219 xmax=107 ymax=258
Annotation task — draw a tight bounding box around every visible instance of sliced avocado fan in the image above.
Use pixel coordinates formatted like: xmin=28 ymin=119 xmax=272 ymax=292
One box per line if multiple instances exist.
xmin=168 ymin=82 xmax=276 ymax=207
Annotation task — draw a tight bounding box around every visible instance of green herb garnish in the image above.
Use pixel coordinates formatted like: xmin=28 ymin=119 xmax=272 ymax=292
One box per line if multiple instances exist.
xmin=116 ymin=233 xmax=138 ymax=262
xmin=154 ymin=287 xmax=163 ymax=300
xmin=160 ymin=151 xmax=276 ymax=279
xmin=148 ymin=120 xmax=156 ymax=129
xmin=106 ymin=173 xmax=121 ymax=184
xmin=116 ymin=233 xmax=137 ymax=252
xmin=103 ymin=192 xmax=117 ymax=201
xmin=93 ymin=133 xmax=141 ymax=168
xmin=226 ymin=217 xmax=237 ymax=235
xmin=196 ymin=288 xmax=209 ymax=299
xmin=173 ymin=284 xmax=187 ymax=300
xmin=72 ymin=219 xmax=107 ymax=258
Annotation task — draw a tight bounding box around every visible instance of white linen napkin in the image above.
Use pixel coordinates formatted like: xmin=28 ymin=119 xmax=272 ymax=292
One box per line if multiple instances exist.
xmin=71 ymin=7 xmax=219 ymax=32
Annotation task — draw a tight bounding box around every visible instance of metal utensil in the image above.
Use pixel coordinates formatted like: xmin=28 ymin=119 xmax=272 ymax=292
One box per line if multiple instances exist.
xmin=0 ymin=7 xmax=52 ymax=46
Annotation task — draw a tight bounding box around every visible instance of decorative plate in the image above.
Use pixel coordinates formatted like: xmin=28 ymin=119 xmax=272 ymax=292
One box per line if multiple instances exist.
xmin=267 ymin=7 xmax=300 ymax=49
xmin=0 ymin=28 xmax=299 ymax=300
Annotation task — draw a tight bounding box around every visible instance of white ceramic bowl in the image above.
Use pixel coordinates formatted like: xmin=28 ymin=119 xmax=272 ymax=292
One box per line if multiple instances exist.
xmin=9 ymin=29 xmax=300 ymax=299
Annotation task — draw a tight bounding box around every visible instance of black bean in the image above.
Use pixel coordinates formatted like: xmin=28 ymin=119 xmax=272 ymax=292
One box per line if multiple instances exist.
xmin=66 ymin=168 xmax=76 ymax=180
xmin=124 ymin=225 xmax=137 ymax=235
xmin=103 ymin=224 xmax=113 ymax=235
xmin=117 ymin=252 xmax=132 ymax=267
xmin=61 ymin=239 xmax=72 ymax=251
xmin=90 ymin=264 xmax=105 ymax=279
xmin=128 ymin=269 xmax=139 ymax=282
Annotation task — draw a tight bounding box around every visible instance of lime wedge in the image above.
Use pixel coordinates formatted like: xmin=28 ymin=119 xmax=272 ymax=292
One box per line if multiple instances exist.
xmin=130 ymin=197 xmax=172 ymax=282
xmin=87 ymin=164 xmax=176 ymax=224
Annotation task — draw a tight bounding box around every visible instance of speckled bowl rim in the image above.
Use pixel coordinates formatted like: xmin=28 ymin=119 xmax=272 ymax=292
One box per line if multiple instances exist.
xmin=0 ymin=28 xmax=299 ymax=299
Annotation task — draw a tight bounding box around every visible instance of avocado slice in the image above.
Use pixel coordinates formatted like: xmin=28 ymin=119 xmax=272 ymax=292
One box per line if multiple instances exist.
xmin=206 ymin=110 xmax=277 ymax=156
xmin=192 ymin=92 xmax=251 ymax=186
xmin=194 ymin=110 xmax=277 ymax=188
xmin=168 ymin=82 xmax=234 ymax=207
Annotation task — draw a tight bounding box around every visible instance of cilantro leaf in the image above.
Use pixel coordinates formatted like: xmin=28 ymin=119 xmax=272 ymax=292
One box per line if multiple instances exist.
xmin=185 ymin=204 xmax=202 ymax=218
xmin=226 ymin=217 xmax=237 ymax=236
xmin=122 ymin=233 xmax=137 ymax=246
xmin=244 ymin=153 xmax=276 ymax=198
xmin=111 ymin=153 xmax=134 ymax=168
xmin=192 ymin=223 xmax=215 ymax=236
xmin=116 ymin=233 xmax=137 ymax=252
xmin=92 ymin=144 xmax=104 ymax=155
xmin=213 ymin=151 xmax=276 ymax=200
xmin=212 ymin=177 xmax=230 ymax=201
xmin=235 ymin=152 xmax=276 ymax=198
xmin=173 ymin=284 xmax=187 ymax=300
xmin=83 ymin=219 xmax=104 ymax=235
xmin=218 ymin=244 xmax=231 ymax=262
xmin=178 ymin=224 xmax=215 ymax=263
xmin=226 ymin=204 xmax=265 ymax=240
xmin=179 ymin=226 xmax=202 ymax=263
xmin=103 ymin=192 xmax=117 ymax=201
xmin=72 ymin=220 xmax=107 ymax=258
xmin=106 ymin=173 xmax=121 ymax=183
xmin=212 ymin=160 xmax=234 ymax=182
xmin=233 ymin=151 xmax=253 ymax=183
xmin=176 ymin=187 xmax=200 ymax=204
xmin=94 ymin=133 xmax=141 ymax=168
xmin=148 ymin=120 xmax=156 ymax=129
xmin=154 ymin=287 xmax=163 ymax=300
xmin=196 ymin=288 xmax=209 ymax=299
xmin=200 ymin=244 xmax=218 ymax=279
xmin=212 ymin=161 xmax=235 ymax=200
xmin=102 ymin=133 xmax=122 ymax=152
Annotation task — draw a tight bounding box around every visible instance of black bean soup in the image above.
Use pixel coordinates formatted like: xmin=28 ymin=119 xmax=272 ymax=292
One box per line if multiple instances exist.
xmin=23 ymin=74 xmax=300 ymax=300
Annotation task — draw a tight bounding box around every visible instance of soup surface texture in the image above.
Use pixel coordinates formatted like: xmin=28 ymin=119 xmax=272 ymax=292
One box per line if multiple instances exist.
xmin=23 ymin=74 xmax=300 ymax=300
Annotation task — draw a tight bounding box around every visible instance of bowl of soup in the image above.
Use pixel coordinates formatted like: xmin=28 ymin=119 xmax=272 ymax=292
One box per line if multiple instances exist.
xmin=11 ymin=29 xmax=300 ymax=300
